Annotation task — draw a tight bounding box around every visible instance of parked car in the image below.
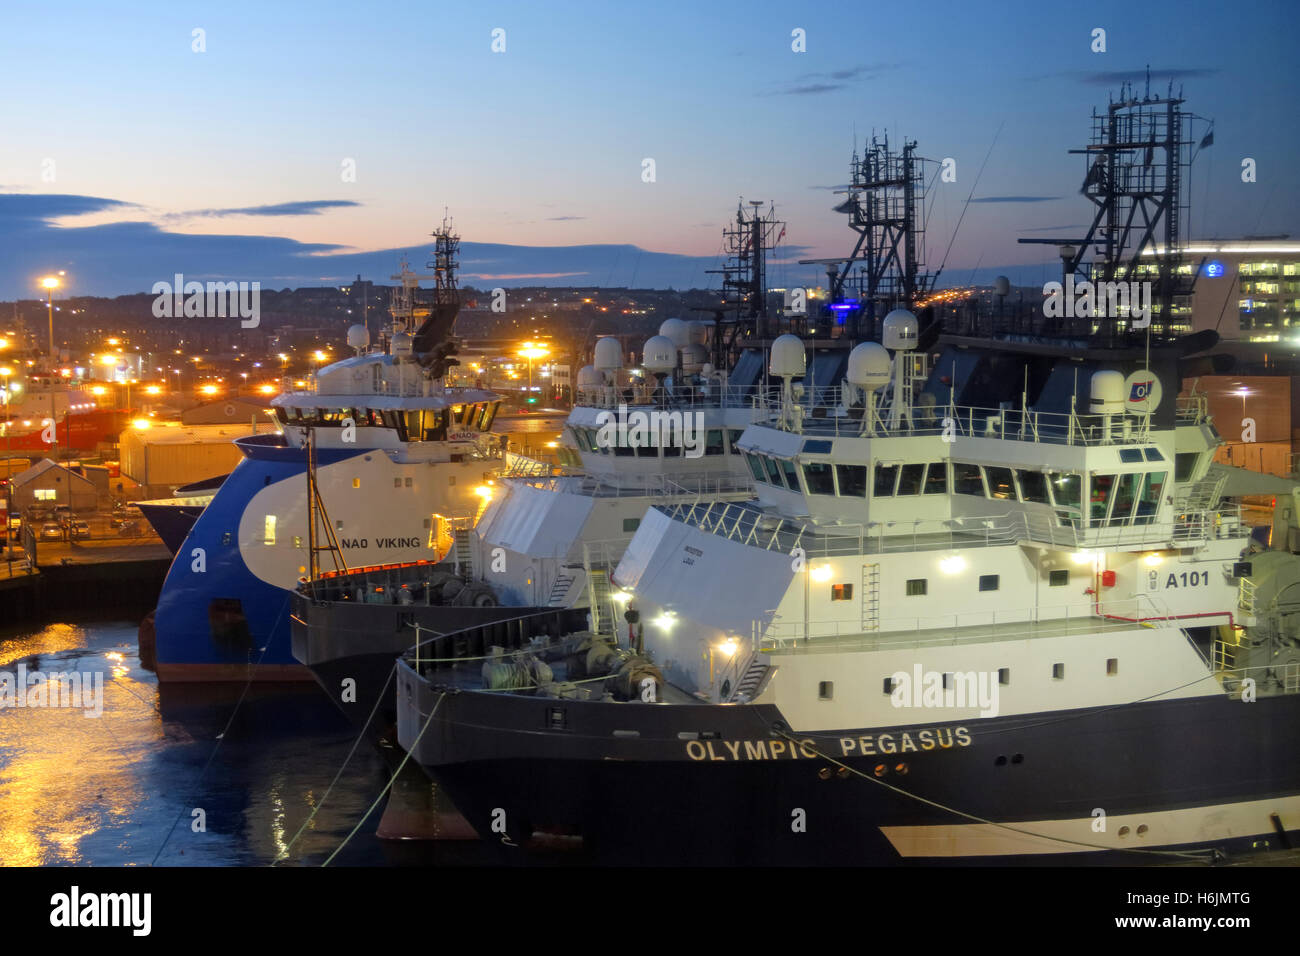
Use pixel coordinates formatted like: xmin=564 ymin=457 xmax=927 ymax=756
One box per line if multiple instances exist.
xmin=39 ymin=522 xmax=63 ymax=541
xmin=117 ymin=519 xmax=141 ymax=537
xmin=69 ymin=520 xmax=91 ymax=540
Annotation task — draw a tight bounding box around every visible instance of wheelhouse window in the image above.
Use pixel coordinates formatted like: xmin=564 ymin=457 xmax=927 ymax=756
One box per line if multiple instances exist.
xmin=781 ymin=459 xmax=801 ymax=492
xmin=923 ymin=462 xmax=949 ymax=495
xmin=727 ymin=429 xmax=745 ymax=453
xmin=1089 ymin=474 xmax=1116 ymax=525
xmin=1049 ymin=473 xmax=1081 ymax=509
xmin=764 ymin=457 xmax=784 ymax=486
xmin=873 ymin=463 xmax=899 ymax=497
xmin=705 ymin=429 xmax=725 ymax=456
xmin=802 ymin=461 xmax=836 ymax=495
xmin=985 ymin=466 xmax=1015 ymax=500
xmin=836 ymin=464 xmax=867 ymax=497
xmin=952 ymin=463 xmax=985 ymax=496
xmin=1134 ymin=471 xmax=1166 ymax=525
xmin=896 ymin=463 xmax=924 ymax=495
xmin=747 ymin=454 xmax=767 ymax=483
xmin=1017 ymin=469 xmax=1049 ymax=504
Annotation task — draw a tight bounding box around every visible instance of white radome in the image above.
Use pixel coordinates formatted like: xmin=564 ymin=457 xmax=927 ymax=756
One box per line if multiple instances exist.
xmin=642 ymin=335 xmax=677 ymax=374
xmin=847 ymin=342 xmax=892 ymax=392
xmin=769 ymin=334 xmax=807 ymax=379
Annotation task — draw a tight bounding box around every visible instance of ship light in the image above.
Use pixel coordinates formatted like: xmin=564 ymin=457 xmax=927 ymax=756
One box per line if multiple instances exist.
xmin=939 ymin=555 xmax=966 ymax=574
xmin=131 ymin=419 xmax=150 ymax=430
xmin=1143 ymin=552 xmax=1164 ymax=567
xmin=145 ymin=385 xmax=161 ymax=396
xmin=718 ymin=637 xmax=738 ymax=658
xmin=1071 ymin=550 xmax=1096 ymax=565
xmin=810 ymin=564 xmax=833 ymax=582
xmin=652 ymin=611 xmax=676 ymax=631
xmin=475 ymin=485 xmax=494 ymax=500
xmin=611 ymin=589 xmax=631 ymax=604
xmin=90 ymin=386 xmax=106 ymax=396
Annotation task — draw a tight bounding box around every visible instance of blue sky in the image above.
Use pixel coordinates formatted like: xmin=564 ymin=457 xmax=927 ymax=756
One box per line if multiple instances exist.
xmin=0 ymin=0 xmax=1295 ymax=297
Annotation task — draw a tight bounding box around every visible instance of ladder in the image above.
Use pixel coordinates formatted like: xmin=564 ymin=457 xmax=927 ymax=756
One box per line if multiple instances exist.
xmin=586 ymin=566 xmax=616 ymax=638
xmin=861 ymin=562 xmax=880 ymax=632
xmin=547 ymin=572 xmax=575 ymax=607
xmin=730 ymin=656 xmax=771 ymax=701
xmin=453 ymin=527 xmax=474 ymax=579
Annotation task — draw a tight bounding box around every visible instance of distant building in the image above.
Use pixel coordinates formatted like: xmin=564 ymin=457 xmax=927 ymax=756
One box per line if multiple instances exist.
xmin=182 ymin=396 xmax=275 ymax=426
xmin=118 ymin=424 xmax=259 ymax=498
xmin=10 ymin=459 xmax=97 ymax=512
xmin=1172 ymin=240 xmax=1300 ymax=342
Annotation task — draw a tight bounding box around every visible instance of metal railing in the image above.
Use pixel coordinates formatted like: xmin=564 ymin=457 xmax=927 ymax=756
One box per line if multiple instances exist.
xmin=657 ymin=499 xmax=1244 ymax=558
xmin=513 ymin=471 xmax=754 ymax=500
xmin=576 ymin=382 xmax=766 ymax=410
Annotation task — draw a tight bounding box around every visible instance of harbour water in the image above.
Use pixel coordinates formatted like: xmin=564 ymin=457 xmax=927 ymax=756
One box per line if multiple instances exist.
xmin=0 ymin=619 xmax=491 ymax=866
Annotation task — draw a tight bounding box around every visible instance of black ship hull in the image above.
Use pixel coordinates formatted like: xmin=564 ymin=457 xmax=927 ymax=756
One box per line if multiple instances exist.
xmin=291 ymin=592 xmax=576 ymax=737
xmin=397 ymin=663 xmax=1300 ymax=865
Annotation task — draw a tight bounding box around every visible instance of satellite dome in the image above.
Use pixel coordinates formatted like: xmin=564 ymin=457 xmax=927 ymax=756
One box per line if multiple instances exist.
xmin=993 ymin=276 xmax=1011 ymax=296
xmin=576 ymin=365 xmax=602 ymax=388
xmin=642 ymin=335 xmax=677 ymax=374
xmin=769 ymin=334 xmax=807 ymax=379
xmin=593 ymin=336 xmax=623 ymax=372
xmin=391 ymin=331 xmax=413 ymax=358
xmin=658 ymin=318 xmax=689 ymax=348
xmin=882 ymin=309 xmax=918 ymax=351
xmin=1089 ymin=370 xmax=1125 ymax=413
xmin=846 ymin=342 xmax=892 ymax=392
xmin=346 ymin=324 xmax=370 ymax=351
xmin=687 ymin=320 xmax=708 ymax=346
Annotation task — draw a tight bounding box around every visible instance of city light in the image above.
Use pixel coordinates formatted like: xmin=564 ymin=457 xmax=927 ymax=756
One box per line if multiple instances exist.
xmin=145 ymin=385 xmax=162 ymax=395
xmin=259 ymin=384 xmax=276 ymax=395
xmin=201 ymin=384 xmax=219 ymax=396
xmin=131 ymin=418 xmax=151 ymax=430
xmin=40 ymin=276 xmax=60 ymax=290
xmin=99 ymin=354 xmax=118 ymax=367
xmin=90 ymin=385 xmax=106 ymax=396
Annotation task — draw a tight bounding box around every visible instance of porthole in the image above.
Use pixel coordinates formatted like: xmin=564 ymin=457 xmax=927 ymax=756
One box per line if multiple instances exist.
xmin=994 ymin=755 xmax=1007 ymax=766
xmin=818 ymin=767 xmax=832 ymax=781
xmin=1011 ymin=752 xmax=1024 ymax=764
xmin=894 ymin=763 xmax=909 ymax=775
xmin=1137 ymin=824 xmax=1149 ymax=836
xmin=1118 ymin=825 xmax=1131 ymax=837
xmin=873 ymin=763 xmax=887 ymax=777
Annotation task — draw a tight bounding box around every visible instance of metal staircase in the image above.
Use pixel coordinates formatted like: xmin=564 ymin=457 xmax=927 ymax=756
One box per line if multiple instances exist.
xmin=586 ymin=567 xmax=616 ymax=638
xmin=861 ymin=562 xmax=880 ymax=632
xmin=453 ymin=527 xmax=474 ymax=578
xmin=730 ymin=655 xmax=771 ymax=701
xmin=547 ymin=572 xmax=575 ymax=607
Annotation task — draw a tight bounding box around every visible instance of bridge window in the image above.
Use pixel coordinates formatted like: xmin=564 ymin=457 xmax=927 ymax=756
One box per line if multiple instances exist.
xmin=923 ymin=462 xmax=949 ymax=495
xmin=835 ymin=464 xmax=867 ymax=497
xmin=747 ymin=454 xmax=767 ymax=483
xmin=1049 ymin=473 xmax=1081 ymax=510
xmin=1174 ymin=452 xmax=1199 ymax=482
xmin=705 ymin=429 xmax=725 ymax=456
xmin=1106 ymin=658 xmax=1119 ymax=676
xmin=1090 ymin=474 xmax=1116 ymax=525
xmin=727 ymin=429 xmax=745 ymax=453
xmin=896 ymin=463 xmax=924 ymax=496
xmin=765 ymin=458 xmax=784 ymax=486
xmin=978 ymin=574 xmax=999 ymax=592
xmin=781 ymin=459 xmax=801 ymax=491
xmin=906 ymin=578 xmax=927 ymax=596
xmin=873 ymin=463 xmax=899 ymax=497
xmin=1143 ymin=448 xmax=1164 ymax=462
xmin=1052 ymin=662 xmax=1065 ymax=680
xmin=953 ymin=463 xmax=985 ymax=496
xmin=1017 ymin=470 xmax=1049 ymax=504
xmin=831 ymin=583 xmax=853 ymax=601
xmin=1134 ymin=471 xmax=1166 ymax=526
xmin=985 ymin=467 xmax=1015 ymax=500
xmin=623 ymin=518 xmax=640 ymax=533
xmin=1049 ymin=569 xmax=1069 ymax=586
xmin=803 ymin=461 xmax=836 ymax=495
xmin=263 ymin=515 xmax=276 ymax=546
xmin=1119 ymin=448 xmax=1144 ymax=464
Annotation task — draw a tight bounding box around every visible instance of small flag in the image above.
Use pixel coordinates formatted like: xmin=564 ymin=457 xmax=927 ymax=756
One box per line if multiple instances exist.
xmin=1199 ymin=130 xmax=1214 ymax=149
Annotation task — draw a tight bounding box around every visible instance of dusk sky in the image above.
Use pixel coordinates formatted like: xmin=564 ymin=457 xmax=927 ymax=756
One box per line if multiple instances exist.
xmin=1 ymin=0 xmax=1296 ymax=298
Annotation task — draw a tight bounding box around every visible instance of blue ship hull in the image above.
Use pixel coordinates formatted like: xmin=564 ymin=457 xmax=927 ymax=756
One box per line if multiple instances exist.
xmin=152 ymin=435 xmax=364 ymax=682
